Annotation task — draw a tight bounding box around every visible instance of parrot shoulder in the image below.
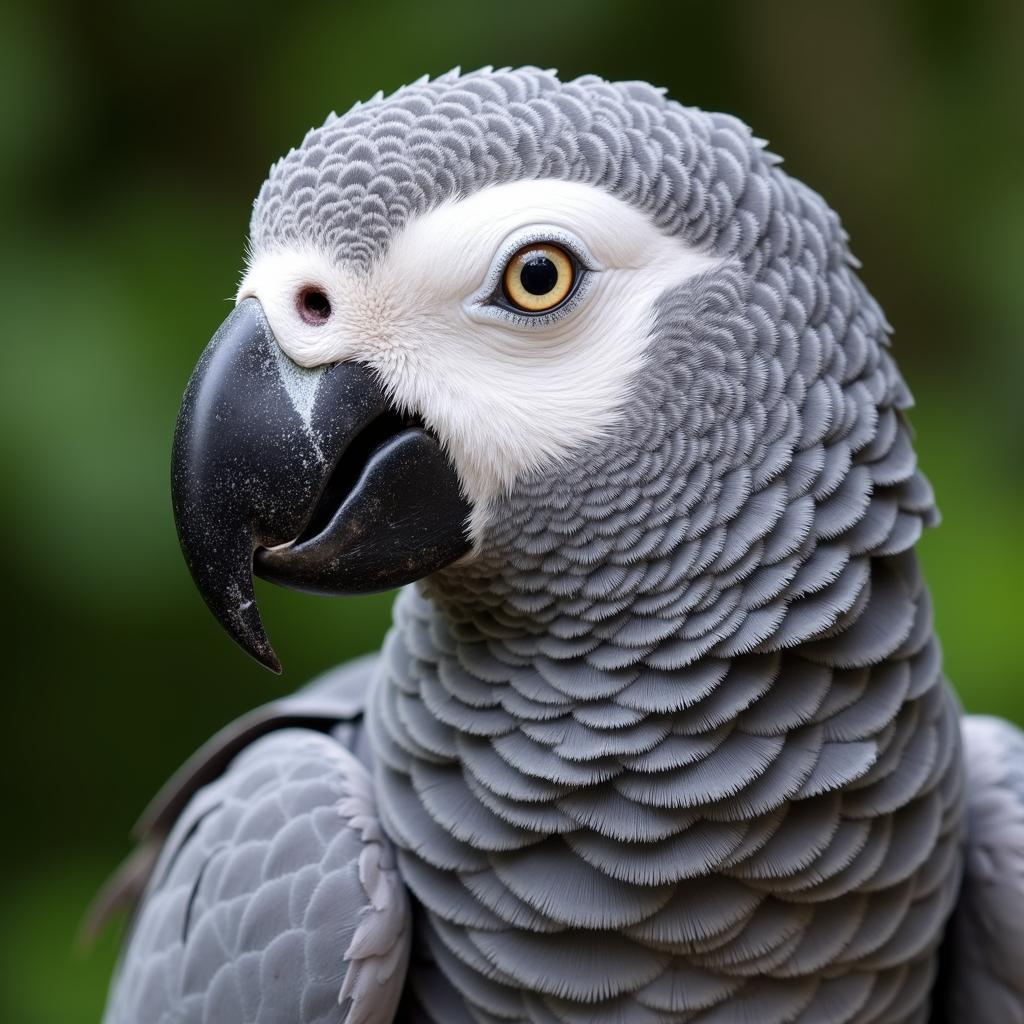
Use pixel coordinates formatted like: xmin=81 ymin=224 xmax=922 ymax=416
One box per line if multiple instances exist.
xmin=98 ymin=653 xmax=411 ymax=1024
xmin=940 ymin=714 xmax=1024 ymax=1023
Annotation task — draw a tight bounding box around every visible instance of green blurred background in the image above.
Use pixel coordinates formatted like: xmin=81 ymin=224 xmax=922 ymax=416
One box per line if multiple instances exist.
xmin=1 ymin=1 xmax=1021 ymax=1020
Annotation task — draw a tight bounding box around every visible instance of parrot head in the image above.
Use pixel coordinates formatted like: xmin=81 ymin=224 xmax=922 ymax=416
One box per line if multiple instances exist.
xmin=173 ymin=67 xmax=931 ymax=672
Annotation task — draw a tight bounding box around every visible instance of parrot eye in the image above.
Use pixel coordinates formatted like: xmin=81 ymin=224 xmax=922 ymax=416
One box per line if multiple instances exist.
xmin=469 ymin=228 xmax=596 ymax=326
xmin=297 ymin=286 xmax=332 ymax=325
xmin=502 ymin=243 xmax=575 ymax=313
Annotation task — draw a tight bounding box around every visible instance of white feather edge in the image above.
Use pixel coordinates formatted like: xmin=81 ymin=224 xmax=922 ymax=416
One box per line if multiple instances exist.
xmin=335 ymin=752 xmax=411 ymax=1024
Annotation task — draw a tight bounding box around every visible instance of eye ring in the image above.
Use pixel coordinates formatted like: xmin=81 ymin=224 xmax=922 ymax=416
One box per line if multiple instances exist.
xmin=502 ymin=243 xmax=575 ymax=313
xmin=296 ymin=286 xmax=331 ymax=325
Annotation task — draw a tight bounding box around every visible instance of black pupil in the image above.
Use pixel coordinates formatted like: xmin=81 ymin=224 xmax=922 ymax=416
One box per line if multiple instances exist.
xmin=302 ymin=289 xmax=331 ymax=319
xmin=520 ymin=255 xmax=559 ymax=296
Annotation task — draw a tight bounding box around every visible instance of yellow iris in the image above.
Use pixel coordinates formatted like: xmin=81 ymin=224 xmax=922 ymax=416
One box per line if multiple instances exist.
xmin=502 ymin=243 xmax=574 ymax=313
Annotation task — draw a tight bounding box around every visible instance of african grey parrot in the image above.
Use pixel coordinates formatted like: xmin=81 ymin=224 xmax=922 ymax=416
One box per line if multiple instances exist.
xmin=97 ymin=67 xmax=1024 ymax=1024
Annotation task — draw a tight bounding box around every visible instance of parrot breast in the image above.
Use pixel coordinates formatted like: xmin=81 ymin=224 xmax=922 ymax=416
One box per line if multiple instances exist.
xmin=369 ymin=557 xmax=964 ymax=1021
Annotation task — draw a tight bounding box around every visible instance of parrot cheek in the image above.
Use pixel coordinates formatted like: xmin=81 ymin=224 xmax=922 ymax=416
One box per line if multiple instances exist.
xmin=171 ymin=297 xmax=472 ymax=672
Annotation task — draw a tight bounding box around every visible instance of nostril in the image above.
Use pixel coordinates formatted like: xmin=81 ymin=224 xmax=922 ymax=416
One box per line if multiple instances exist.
xmin=297 ymin=286 xmax=332 ymax=325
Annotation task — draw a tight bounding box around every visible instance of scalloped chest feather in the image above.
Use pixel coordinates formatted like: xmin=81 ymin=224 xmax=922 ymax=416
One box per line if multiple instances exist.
xmin=367 ymin=562 xmax=965 ymax=1024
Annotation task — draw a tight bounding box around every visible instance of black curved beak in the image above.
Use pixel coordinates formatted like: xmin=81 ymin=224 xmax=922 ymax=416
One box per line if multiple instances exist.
xmin=171 ymin=298 xmax=472 ymax=672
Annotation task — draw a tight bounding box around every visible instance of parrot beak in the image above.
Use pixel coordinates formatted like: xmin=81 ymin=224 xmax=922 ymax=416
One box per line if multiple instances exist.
xmin=171 ymin=298 xmax=472 ymax=672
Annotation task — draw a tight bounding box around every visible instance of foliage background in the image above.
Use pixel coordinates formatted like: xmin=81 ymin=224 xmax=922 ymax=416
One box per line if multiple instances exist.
xmin=1 ymin=1 xmax=1021 ymax=1020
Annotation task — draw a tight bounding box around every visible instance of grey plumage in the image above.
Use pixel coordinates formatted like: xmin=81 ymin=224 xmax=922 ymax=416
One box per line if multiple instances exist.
xmin=943 ymin=716 xmax=1024 ymax=1023
xmin=103 ymin=663 xmax=409 ymax=1024
xmin=102 ymin=67 xmax=1024 ymax=1023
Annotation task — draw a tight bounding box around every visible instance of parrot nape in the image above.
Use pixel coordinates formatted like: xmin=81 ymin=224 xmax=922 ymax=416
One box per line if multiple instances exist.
xmin=96 ymin=68 xmax=1024 ymax=1024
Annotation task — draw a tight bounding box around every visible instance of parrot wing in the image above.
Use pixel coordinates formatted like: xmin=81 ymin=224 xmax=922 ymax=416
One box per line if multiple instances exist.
xmin=940 ymin=714 xmax=1024 ymax=1023
xmin=88 ymin=655 xmax=378 ymax=934
xmin=100 ymin=654 xmax=411 ymax=1024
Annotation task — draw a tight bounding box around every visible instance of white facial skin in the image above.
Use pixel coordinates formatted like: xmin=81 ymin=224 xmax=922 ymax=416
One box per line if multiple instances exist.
xmin=238 ymin=180 xmax=722 ymax=539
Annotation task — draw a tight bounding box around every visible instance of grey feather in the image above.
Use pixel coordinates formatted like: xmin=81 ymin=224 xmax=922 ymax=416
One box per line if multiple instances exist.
xmin=103 ymin=727 xmax=410 ymax=1024
xmin=102 ymin=663 xmax=411 ymax=1024
xmin=941 ymin=716 xmax=1024 ymax=1024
